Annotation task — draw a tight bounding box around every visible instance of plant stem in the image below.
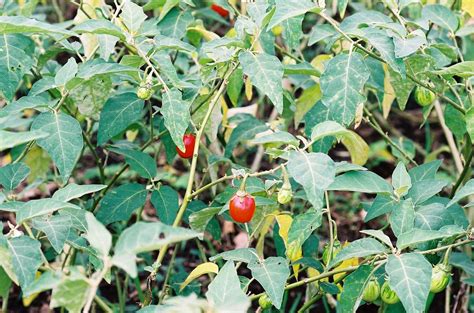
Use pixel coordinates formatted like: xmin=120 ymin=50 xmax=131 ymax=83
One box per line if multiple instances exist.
xmin=451 ymin=146 xmax=473 ymax=197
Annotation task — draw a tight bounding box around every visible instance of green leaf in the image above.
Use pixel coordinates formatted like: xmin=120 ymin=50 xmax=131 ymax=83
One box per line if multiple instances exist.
xmin=248 ymin=257 xmax=290 ymax=309
xmin=32 ymin=215 xmax=72 ymax=253
xmin=189 ymin=207 xmax=221 ymax=235
xmin=70 ymin=76 xmax=112 ymax=120
xmin=120 ymin=0 xmax=147 ymax=34
xmin=52 ymin=183 xmax=106 ymax=202
xmin=288 ymin=211 xmax=322 ymax=247
xmin=239 ymin=51 xmax=284 ymax=113
xmin=158 ymin=0 xmax=179 ymax=22
xmin=0 ymin=267 xmax=12 ymax=299
xmin=287 ymin=151 xmax=336 ymax=209
xmin=96 ymin=183 xmax=147 ymax=225
xmin=84 ymin=212 xmax=112 ymax=258
xmin=394 ymin=30 xmax=427 ymax=58
xmin=311 ymin=120 xmax=347 ymax=142
xmin=227 ymin=67 xmax=244 ymax=106
xmin=154 ymin=35 xmax=196 ymax=53
xmin=206 ymin=261 xmax=250 ymax=311
xmin=408 ymin=160 xmax=441 ymax=182
xmin=109 ymin=147 xmax=157 ymax=179
xmin=396 ymin=226 xmax=465 ymax=249
xmin=433 ymin=61 xmax=474 ymax=78
xmin=308 ymin=24 xmax=337 ymax=46
xmin=328 ymin=238 xmax=387 ymax=269
xmin=7 ymin=236 xmax=42 ymax=289
xmin=328 ymin=171 xmax=392 ymax=193
xmin=224 ymin=115 xmax=268 ymax=157
xmin=282 ymin=16 xmax=304 ymax=51
xmin=157 ymin=8 xmax=193 ymax=39
xmin=386 ymin=253 xmax=432 ymax=313
xmin=16 ymin=199 xmax=80 ymax=224
xmin=337 ymin=265 xmax=374 ymax=313
xmin=0 ymin=162 xmax=30 ymax=191
xmin=0 ymin=130 xmax=48 ymax=152
xmin=31 ymin=112 xmax=83 ymax=182
xmin=22 ymin=271 xmax=62 ymax=298
xmin=320 ymin=52 xmax=370 ymax=125
xmin=448 ymin=179 xmax=474 ymax=207
xmin=112 ymin=222 xmax=200 ymax=277
xmin=55 ymin=57 xmax=78 ymax=87
xmin=77 ymin=61 xmax=138 ymax=80
xmin=364 ymin=195 xmax=400 ymax=222
xmin=360 ymin=229 xmax=394 ymax=248
xmin=97 ymin=93 xmax=144 ymax=145
xmin=250 ymin=130 xmax=298 ymax=147
xmin=51 ymin=276 xmax=90 ymax=313
xmin=389 ymin=199 xmax=415 ymax=237
xmin=267 ymin=0 xmax=318 ymax=30
xmin=210 ymin=248 xmax=259 ymax=264
xmin=407 ymin=179 xmax=448 ymax=204
xmin=415 ymin=202 xmax=451 ymax=230
xmin=0 ymin=95 xmax=55 ymax=118
xmin=151 ymin=186 xmax=179 ymax=225
xmin=422 ymin=4 xmax=459 ymax=33
xmin=0 ymin=16 xmax=75 ymax=36
xmin=72 ymin=19 xmax=125 ymax=40
xmin=161 ymin=88 xmax=191 ymax=151
xmin=392 ymin=162 xmax=412 ymax=197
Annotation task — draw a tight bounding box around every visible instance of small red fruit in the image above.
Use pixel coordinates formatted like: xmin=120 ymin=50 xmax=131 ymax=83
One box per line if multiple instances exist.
xmin=176 ymin=134 xmax=196 ymax=159
xmin=229 ymin=191 xmax=256 ymax=223
xmin=211 ymin=4 xmax=229 ymax=18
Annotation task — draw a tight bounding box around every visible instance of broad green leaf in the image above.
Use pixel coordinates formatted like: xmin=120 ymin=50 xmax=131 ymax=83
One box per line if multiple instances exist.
xmin=224 ymin=115 xmax=268 ymax=157
xmin=248 ymin=257 xmax=290 ymax=309
xmin=72 ymin=19 xmax=125 ymax=40
xmin=113 ymin=222 xmax=200 ymax=277
xmin=120 ymin=0 xmax=147 ymax=34
xmin=7 ymin=236 xmax=42 ymax=289
xmin=0 ymin=162 xmax=30 ymax=191
xmin=189 ymin=207 xmax=221 ymax=235
xmin=161 ymin=88 xmax=191 ymax=151
xmin=158 ymin=0 xmax=179 ymax=21
xmin=386 ymin=253 xmax=432 ymax=313
xmin=328 ymin=238 xmax=386 ymax=269
xmin=31 ymin=112 xmax=83 ymax=182
xmin=181 ymin=262 xmax=219 ymax=291
xmin=60 ymin=207 xmax=87 ymax=232
xmin=267 ymin=0 xmax=318 ymax=30
xmin=55 ymin=57 xmax=78 ymax=87
xmin=448 ymin=179 xmax=474 ymax=207
xmin=422 ymin=4 xmax=459 ymax=33
xmin=0 ymin=267 xmax=12 ymax=299
xmin=154 ymin=35 xmax=196 ymax=53
xmin=360 ymin=229 xmax=393 ymax=248
xmin=157 ymin=8 xmax=193 ymax=39
xmin=328 ymin=171 xmax=392 ymax=193
xmin=337 ymin=265 xmax=373 ymax=313
xmin=70 ymin=76 xmax=112 ymax=120
xmin=415 ymin=202 xmax=451 ymax=230
xmin=52 ymin=183 xmax=106 ymax=202
xmin=77 ymin=61 xmax=138 ymax=80
xmin=392 ymin=162 xmax=412 ymax=197
xmin=250 ymin=131 xmax=298 ymax=147
xmin=239 ymin=51 xmax=284 ymax=113
xmin=282 ymin=16 xmax=304 ymax=51
xmin=466 ymin=107 xmax=474 ymax=141
xmin=109 ymin=147 xmax=157 ymax=179
xmin=433 ymin=61 xmax=474 ymax=78
xmin=97 ymin=93 xmax=144 ymax=145
xmin=209 ymin=248 xmax=260 ymax=264
xmin=227 ymin=67 xmax=244 ymax=106
xmin=320 ymin=52 xmax=370 ymax=125
xmin=394 ymin=30 xmax=427 ymax=58
xmin=408 ymin=160 xmax=441 ymax=182
xmin=295 ymin=84 xmax=321 ymax=127
xmin=0 ymin=95 xmax=54 ymax=118
xmin=0 ymin=238 xmax=17 ymax=285
xmin=390 ymin=199 xmax=415 ymax=237
xmin=96 ymin=183 xmax=147 ymax=225
xmin=396 ymin=226 xmax=465 ymax=249
xmin=288 ymin=211 xmax=322 ymax=247
xmin=308 ymin=24 xmax=337 ymax=46
xmin=0 ymin=130 xmax=48 ymax=152
xmin=0 ymin=16 xmax=75 ymax=36
xmin=407 ymin=179 xmax=447 ymax=204
xmin=84 ymin=212 xmax=112 ymax=258
xmin=287 ymin=151 xmax=335 ymax=209
xmin=32 ymin=215 xmax=72 ymax=253
xmin=16 ymin=199 xmax=80 ymax=223
xmin=311 ymin=121 xmax=347 ymax=142
xmin=50 ymin=276 xmax=89 ymax=313
xmin=206 ymin=261 xmax=250 ymax=311
xmin=151 ymin=186 xmax=179 ymax=225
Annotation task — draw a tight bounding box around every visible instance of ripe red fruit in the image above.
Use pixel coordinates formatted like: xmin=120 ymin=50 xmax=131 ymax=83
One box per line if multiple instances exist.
xmin=229 ymin=191 xmax=256 ymax=223
xmin=176 ymin=134 xmax=196 ymax=159
xmin=211 ymin=4 xmax=229 ymax=18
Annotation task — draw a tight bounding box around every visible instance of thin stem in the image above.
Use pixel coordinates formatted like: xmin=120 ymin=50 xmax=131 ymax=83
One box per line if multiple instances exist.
xmin=93 ymin=295 xmax=113 ymax=313
xmin=324 ymin=191 xmax=335 ymax=272
xmin=451 ymin=146 xmax=473 ymax=197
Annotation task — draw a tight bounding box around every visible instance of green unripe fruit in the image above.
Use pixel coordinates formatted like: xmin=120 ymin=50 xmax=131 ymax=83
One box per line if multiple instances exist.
xmin=322 ymin=240 xmax=342 ymax=265
xmin=381 ymin=281 xmax=400 ymax=304
xmin=277 ymin=185 xmax=292 ymax=204
xmin=362 ymin=278 xmax=380 ymax=303
xmin=258 ymin=294 xmax=272 ymax=309
xmin=430 ymin=264 xmax=451 ymax=293
xmin=414 ymin=86 xmax=436 ymax=107
xmin=137 ymin=85 xmax=153 ymax=100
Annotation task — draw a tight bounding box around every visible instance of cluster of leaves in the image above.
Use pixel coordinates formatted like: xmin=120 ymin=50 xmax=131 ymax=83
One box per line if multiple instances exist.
xmin=0 ymin=0 xmax=473 ymax=312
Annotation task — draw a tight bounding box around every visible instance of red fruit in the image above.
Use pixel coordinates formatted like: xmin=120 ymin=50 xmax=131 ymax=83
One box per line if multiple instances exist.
xmin=229 ymin=192 xmax=256 ymax=223
xmin=176 ymin=134 xmax=196 ymax=159
xmin=211 ymin=4 xmax=229 ymax=18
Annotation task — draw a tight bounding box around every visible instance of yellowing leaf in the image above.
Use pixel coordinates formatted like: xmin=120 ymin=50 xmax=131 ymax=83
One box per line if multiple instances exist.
xmin=310 ymin=54 xmax=332 ymax=75
xmin=256 ymin=214 xmax=276 ymax=257
xmin=295 ymin=84 xmax=321 ymax=127
xmin=180 ymin=262 xmax=219 ymax=291
xmin=187 ymin=25 xmax=219 ymax=41
xmin=339 ymin=131 xmax=369 ymax=165
xmin=275 ymin=215 xmax=302 ymax=278
xmin=382 ymin=64 xmax=396 ymax=118
xmin=245 ymin=76 xmax=253 ymax=101
xmin=462 ymin=0 xmax=474 ymax=16
xmin=333 ymin=242 xmax=359 ymax=281
xmin=22 ymin=271 xmax=41 ymax=307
